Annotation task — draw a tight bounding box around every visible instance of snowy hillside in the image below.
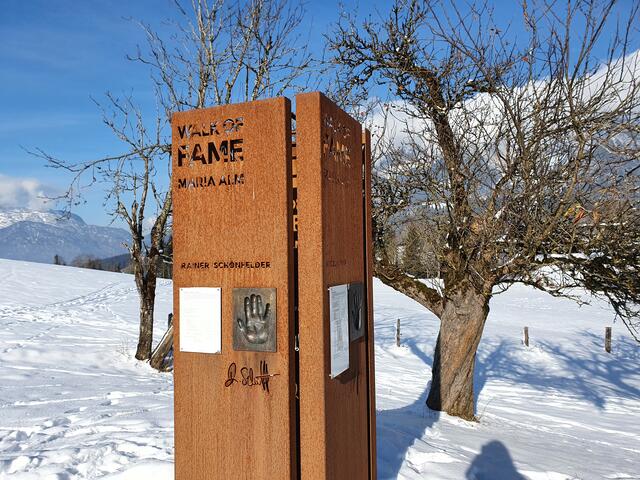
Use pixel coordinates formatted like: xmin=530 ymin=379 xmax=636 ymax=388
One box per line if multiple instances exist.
xmin=0 ymin=210 xmax=74 ymax=229
xmin=0 ymin=208 xmax=129 ymax=264
xmin=0 ymin=259 xmax=638 ymax=479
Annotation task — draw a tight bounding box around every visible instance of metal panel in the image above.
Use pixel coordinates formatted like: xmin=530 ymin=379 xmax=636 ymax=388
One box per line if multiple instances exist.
xmin=363 ymin=128 xmax=378 ymax=480
xmin=296 ymin=91 xmax=375 ymax=480
xmin=172 ymin=97 xmax=295 ymax=480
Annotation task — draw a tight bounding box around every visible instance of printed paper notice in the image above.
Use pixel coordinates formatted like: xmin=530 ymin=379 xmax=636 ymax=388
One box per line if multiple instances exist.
xmin=179 ymin=287 xmax=222 ymax=354
xmin=329 ymin=284 xmax=349 ymax=378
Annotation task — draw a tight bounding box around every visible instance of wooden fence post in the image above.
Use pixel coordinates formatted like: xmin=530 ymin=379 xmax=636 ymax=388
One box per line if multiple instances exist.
xmin=396 ymin=319 xmax=401 ymax=347
xmin=523 ymin=327 xmax=529 ymax=347
xmin=605 ymin=327 xmax=612 ymax=353
xmin=150 ymin=323 xmax=174 ymax=371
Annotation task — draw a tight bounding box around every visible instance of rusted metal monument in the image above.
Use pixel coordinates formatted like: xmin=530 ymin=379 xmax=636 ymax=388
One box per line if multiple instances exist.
xmin=171 ymin=92 xmax=376 ymax=479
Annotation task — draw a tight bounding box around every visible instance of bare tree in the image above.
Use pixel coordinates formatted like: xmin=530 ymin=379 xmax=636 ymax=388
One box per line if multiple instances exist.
xmin=330 ymin=0 xmax=640 ymax=419
xmin=36 ymin=0 xmax=312 ymax=364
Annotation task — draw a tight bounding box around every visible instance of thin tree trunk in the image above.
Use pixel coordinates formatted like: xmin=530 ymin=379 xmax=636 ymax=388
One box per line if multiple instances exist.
xmin=135 ymin=291 xmax=155 ymax=360
xmin=426 ymin=286 xmax=489 ymax=420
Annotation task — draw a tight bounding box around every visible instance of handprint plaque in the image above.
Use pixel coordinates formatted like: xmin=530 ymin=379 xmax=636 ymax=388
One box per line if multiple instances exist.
xmin=232 ymin=288 xmax=277 ymax=352
xmin=348 ymin=282 xmax=365 ymax=341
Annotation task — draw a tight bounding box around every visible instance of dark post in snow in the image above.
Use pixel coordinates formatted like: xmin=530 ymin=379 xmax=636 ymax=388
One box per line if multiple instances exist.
xmin=396 ymin=319 xmax=401 ymax=347
xmin=605 ymin=327 xmax=612 ymax=353
xmin=150 ymin=323 xmax=174 ymax=371
xmin=523 ymin=327 xmax=529 ymax=347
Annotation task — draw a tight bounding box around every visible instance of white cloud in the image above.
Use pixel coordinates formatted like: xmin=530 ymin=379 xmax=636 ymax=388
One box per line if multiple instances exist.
xmin=0 ymin=174 xmax=56 ymax=210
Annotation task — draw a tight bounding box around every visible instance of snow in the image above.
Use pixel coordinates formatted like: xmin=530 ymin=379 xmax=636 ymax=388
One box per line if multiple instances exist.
xmin=0 ymin=260 xmax=173 ymax=479
xmin=0 ymin=258 xmax=638 ymax=479
xmin=375 ymin=282 xmax=640 ymax=479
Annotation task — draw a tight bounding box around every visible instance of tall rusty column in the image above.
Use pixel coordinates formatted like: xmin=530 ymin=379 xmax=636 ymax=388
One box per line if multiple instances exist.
xmin=172 ymin=97 xmax=296 ymax=480
xmin=171 ymin=93 xmax=375 ymax=479
xmin=296 ymin=92 xmax=377 ymax=480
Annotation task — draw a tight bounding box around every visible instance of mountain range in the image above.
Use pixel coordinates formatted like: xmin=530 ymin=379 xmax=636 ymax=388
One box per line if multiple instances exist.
xmin=0 ymin=208 xmax=130 ymax=264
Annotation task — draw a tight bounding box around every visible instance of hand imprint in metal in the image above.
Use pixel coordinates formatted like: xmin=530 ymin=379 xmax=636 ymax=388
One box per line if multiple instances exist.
xmin=237 ymin=294 xmax=271 ymax=344
xmin=350 ymin=289 xmax=362 ymax=331
xmin=348 ymin=282 xmax=365 ymax=341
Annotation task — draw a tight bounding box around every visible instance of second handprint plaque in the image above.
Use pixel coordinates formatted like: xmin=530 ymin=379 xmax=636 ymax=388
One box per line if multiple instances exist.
xmin=232 ymin=288 xmax=277 ymax=352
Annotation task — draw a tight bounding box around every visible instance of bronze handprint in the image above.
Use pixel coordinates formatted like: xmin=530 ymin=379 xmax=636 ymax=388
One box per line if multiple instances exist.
xmin=233 ymin=288 xmax=277 ymax=352
xmin=348 ymin=282 xmax=365 ymax=340
xmin=350 ymin=289 xmax=362 ymax=331
xmin=237 ymin=293 xmax=271 ymax=344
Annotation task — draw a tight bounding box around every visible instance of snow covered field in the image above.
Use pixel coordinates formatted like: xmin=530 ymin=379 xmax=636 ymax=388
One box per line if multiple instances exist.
xmin=0 ymin=260 xmax=174 ymax=479
xmin=0 ymin=258 xmax=638 ymax=479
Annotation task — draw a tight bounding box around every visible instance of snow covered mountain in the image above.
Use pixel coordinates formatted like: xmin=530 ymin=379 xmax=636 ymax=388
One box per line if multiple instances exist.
xmin=0 ymin=208 xmax=129 ymax=264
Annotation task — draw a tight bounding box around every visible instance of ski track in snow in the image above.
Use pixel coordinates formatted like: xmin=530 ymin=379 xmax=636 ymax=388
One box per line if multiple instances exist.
xmin=0 ymin=258 xmax=639 ymax=479
xmin=0 ymin=260 xmax=173 ymax=479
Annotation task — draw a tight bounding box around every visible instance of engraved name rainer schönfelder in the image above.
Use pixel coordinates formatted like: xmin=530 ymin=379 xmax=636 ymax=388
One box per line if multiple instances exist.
xmin=179 ymin=260 xmax=272 ymax=270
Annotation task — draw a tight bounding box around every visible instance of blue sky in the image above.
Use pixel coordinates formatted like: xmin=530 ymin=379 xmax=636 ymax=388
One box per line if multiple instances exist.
xmin=0 ymin=1 xmax=171 ymax=224
xmin=0 ymin=0 xmax=636 ymax=227
xmin=0 ymin=0 xmax=362 ymax=226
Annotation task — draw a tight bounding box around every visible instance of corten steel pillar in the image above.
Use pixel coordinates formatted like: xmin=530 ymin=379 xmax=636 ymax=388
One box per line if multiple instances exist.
xmin=172 ymin=97 xmax=296 ymax=480
xmin=171 ymin=93 xmax=375 ymax=479
xmin=296 ymin=92 xmax=377 ymax=480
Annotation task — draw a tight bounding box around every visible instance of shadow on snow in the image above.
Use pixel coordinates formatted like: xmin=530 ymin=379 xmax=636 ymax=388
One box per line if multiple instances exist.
xmin=376 ymin=329 xmax=638 ymax=478
xmin=475 ymin=331 xmax=640 ymax=411
xmin=465 ymin=440 xmax=526 ymax=480
xmin=376 ymin=339 xmax=440 ymax=479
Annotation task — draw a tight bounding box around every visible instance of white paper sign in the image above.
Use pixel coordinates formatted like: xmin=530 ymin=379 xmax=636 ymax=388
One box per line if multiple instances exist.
xmin=179 ymin=287 xmax=222 ymax=354
xmin=329 ymin=284 xmax=349 ymax=378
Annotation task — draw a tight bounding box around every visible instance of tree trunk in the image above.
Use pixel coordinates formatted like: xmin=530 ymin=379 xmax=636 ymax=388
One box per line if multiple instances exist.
xmin=426 ymin=285 xmax=490 ymax=420
xmin=133 ymin=254 xmax=158 ymax=361
xmin=135 ymin=289 xmax=155 ymax=360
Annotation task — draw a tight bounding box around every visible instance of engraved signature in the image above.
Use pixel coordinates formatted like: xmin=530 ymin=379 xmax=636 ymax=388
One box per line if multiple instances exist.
xmin=224 ymin=361 xmax=279 ymax=393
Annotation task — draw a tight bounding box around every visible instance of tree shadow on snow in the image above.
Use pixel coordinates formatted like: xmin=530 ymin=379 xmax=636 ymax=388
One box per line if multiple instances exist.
xmin=465 ymin=440 xmax=526 ymax=480
xmin=474 ymin=332 xmax=640 ymax=410
xmin=377 ymin=339 xmax=441 ymax=480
